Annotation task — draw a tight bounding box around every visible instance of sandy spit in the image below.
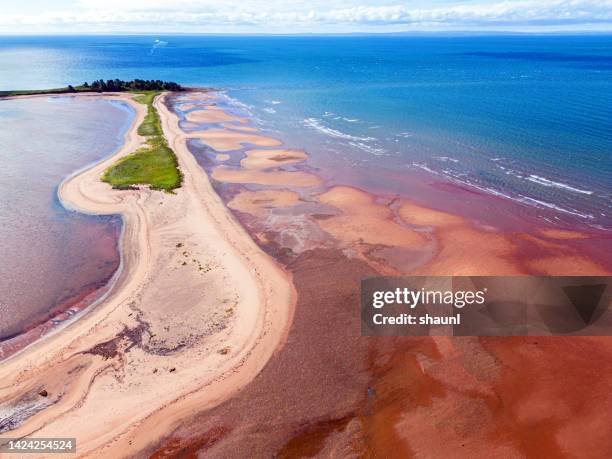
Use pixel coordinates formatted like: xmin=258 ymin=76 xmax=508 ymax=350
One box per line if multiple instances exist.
xmin=0 ymin=92 xmax=295 ymax=457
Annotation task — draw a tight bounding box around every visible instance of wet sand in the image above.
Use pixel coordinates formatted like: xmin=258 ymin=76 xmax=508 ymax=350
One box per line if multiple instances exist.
xmin=193 ymin=128 xmax=282 ymax=151
xmin=185 ymin=108 xmax=248 ymax=125
xmin=240 ymin=149 xmax=308 ymax=170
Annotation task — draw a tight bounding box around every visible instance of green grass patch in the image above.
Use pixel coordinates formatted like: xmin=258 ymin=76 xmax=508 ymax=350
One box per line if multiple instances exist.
xmin=136 ymin=92 xmax=163 ymax=137
xmin=102 ymin=91 xmax=182 ymax=192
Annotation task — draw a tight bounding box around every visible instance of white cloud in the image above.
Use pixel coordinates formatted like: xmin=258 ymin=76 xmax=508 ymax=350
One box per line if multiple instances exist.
xmin=1 ymin=0 xmax=612 ymax=32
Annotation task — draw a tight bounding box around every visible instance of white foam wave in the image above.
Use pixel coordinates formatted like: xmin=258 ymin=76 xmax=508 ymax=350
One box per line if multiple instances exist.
xmin=221 ymin=94 xmax=254 ymax=116
xmin=526 ymin=174 xmax=593 ymax=195
xmin=518 ymin=196 xmax=594 ymax=219
xmin=349 ymin=141 xmax=385 ymax=156
xmin=410 ymin=163 xmax=595 ymax=220
xmin=302 ymin=118 xmax=375 ymax=142
xmin=263 ymin=107 xmax=276 ymax=114
xmin=411 ymin=163 xmax=438 ymax=175
xmin=436 ymin=156 xmax=459 ymax=163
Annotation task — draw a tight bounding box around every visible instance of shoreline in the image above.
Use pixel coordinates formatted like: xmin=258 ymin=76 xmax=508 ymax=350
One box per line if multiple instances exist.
xmin=150 ymin=91 xmax=612 ymax=456
xmin=177 ymin=91 xmax=611 ymax=277
xmin=0 ymin=94 xmax=132 ymax=362
xmin=0 ymin=91 xmax=296 ymax=456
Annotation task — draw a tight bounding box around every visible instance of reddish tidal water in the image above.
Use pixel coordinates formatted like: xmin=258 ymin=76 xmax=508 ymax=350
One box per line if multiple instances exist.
xmin=0 ymin=96 xmax=132 ymax=340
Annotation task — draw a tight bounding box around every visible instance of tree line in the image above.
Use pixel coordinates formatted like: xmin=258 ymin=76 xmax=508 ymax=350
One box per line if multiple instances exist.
xmin=80 ymin=79 xmax=184 ymax=92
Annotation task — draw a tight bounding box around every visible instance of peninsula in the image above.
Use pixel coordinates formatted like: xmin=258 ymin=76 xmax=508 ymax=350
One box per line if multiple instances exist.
xmin=0 ymin=88 xmax=295 ymax=456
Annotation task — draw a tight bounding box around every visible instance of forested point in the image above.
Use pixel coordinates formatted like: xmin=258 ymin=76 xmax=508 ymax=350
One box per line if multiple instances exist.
xmin=0 ymin=79 xmax=185 ymax=97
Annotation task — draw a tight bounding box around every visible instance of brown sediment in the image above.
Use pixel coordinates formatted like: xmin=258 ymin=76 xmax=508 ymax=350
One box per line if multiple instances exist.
xmin=146 ymin=248 xmax=381 ymax=458
xmin=478 ymin=336 xmax=612 ymax=457
xmin=212 ymin=165 xmax=322 ymax=187
xmin=240 ymin=148 xmax=308 ymax=170
xmin=215 ymin=153 xmax=230 ymax=162
xmin=150 ymin=426 xmax=232 ymax=459
xmin=527 ymin=255 xmax=610 ymax=275
xmin=228 ymin=189 xmax=302 ymax=217
xmin=191 ymin=128 xmax=282 ymax=151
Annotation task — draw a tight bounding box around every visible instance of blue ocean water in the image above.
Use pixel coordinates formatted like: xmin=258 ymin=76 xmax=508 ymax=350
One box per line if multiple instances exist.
xmin=0 ymin=34 xmax=610 ymax=229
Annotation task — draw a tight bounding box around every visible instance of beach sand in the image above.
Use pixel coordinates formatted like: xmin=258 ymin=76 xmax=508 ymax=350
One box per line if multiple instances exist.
xmin=0 ymin=92 xmax=295 ymax=457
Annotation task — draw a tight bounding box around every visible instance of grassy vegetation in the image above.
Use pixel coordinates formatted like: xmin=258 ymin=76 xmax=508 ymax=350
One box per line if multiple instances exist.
xmin=0 ymin=80 xmax=184 ymax=192
xmin=102 ymin=91 xmax=183 ymax=192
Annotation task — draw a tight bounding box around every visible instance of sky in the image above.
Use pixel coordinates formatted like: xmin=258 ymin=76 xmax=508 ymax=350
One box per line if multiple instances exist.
xmin=1 ymin=0 xmax=612 ymax=34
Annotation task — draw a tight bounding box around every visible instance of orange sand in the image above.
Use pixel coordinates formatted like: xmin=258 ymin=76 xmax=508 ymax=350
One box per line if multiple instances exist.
xmin=186 ymin=108 xmax=248 ymax=125
xmin=241 ymin=149 xmax=308 ymax=170
xmin=399 ymin=202 xmax=522 ymax=275
xmin=192 ymin=128 xmax=282 ymax=151
xmin=316 ymin=187 xmax=429 ymax=273
xmin=539 ymin=228 xmax=589 ymax=240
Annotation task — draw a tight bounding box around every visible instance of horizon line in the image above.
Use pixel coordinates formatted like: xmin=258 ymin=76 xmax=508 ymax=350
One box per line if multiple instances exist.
xmin=2 ymin=30 xmax=612 ymax=37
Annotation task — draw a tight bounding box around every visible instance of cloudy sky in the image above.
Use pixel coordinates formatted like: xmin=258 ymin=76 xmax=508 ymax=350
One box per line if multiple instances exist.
xmin=2 ymin=0 xmax=612 ymax=34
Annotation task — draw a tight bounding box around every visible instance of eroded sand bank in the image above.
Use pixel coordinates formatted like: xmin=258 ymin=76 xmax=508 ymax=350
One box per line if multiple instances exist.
xmin=0 ymin=92 xmax=295 ymax=457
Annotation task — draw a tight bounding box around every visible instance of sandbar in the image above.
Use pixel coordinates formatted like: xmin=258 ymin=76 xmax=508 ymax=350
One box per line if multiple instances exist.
xmin=186 ymin=108 xmax=248 ymax=125
xmin=240 ymin=149 xmax=308 ymax=170
xmin=192 ymin=128 xmax=282 ymax=151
